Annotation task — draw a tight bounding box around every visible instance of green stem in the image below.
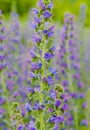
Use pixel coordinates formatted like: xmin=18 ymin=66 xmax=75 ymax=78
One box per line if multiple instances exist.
xmin=86 ymin=89 xmax=90 ymax=121
xmin=39 ymin=40 xmax=46 ymax=130
xmin=40 ymin=113 xmax=45 ymax=130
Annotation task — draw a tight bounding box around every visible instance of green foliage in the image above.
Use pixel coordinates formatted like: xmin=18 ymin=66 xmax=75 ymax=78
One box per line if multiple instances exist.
xmin=0 ymin=0 xmax=37 ymax=14
xmin=53 ymin=0 xmax=90 ymax=26
xmin=0 ymin=0 xmax=90 ymax=26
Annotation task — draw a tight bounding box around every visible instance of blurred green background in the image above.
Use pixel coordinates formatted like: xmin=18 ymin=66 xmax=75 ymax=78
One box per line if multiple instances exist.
xmin=0 ymin=0 xmax=90 ymax=26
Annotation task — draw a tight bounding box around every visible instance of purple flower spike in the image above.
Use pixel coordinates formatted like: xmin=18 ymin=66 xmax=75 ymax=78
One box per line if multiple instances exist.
xmin=25 ymin=0 xmax=65 ymax=129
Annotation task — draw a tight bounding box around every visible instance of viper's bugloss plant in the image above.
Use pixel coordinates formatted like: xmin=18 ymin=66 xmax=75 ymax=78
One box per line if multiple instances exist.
xmin=6 ymin=12 xmax=28 ymax=104
xmin=17 ymin=0 xmax=67 ymax=130
xmin=6 ymin=12 xmax=21 ymax=66
xmin=56 ymin=13 xmax=87 ymax=129
xmin=77 ymin=4 xmax=87 ymax=63
xmin=0 ymin=11 xmax=6 ymax=72
xmin=78 ymin=4 xmax=87 ymax=38
xmin=0 ymin=11 xmax=13 ymax=129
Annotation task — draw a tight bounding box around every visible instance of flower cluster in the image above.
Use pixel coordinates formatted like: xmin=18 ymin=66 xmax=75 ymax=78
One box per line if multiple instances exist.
xmin=17 ymin=0 xmax=66 ymax=129
xmin=56 ymin=13 xmax=87 ymax=129
xmin=0 ymin=11 xmax=12 ymax=129
xmin=0 ymin=11 xmax=6 ymax=72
